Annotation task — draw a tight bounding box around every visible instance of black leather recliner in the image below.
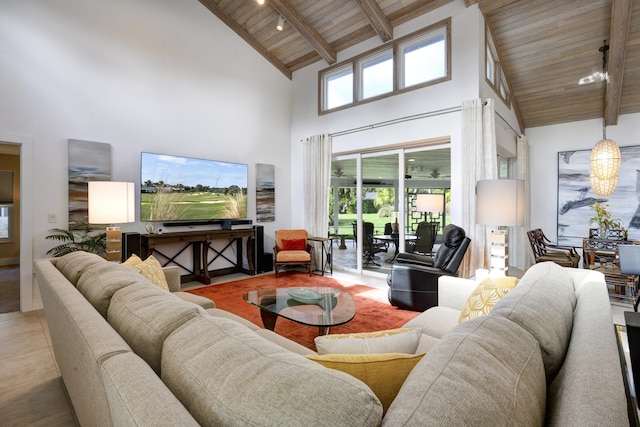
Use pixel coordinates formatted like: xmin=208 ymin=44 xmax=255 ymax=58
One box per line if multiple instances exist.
xmin=387 ymin=224 xmax=471 ymax=312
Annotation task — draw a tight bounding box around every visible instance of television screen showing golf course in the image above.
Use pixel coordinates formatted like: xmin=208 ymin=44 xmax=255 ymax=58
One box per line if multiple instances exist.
xmin=140 ymin=152 xmax=248 ymax=222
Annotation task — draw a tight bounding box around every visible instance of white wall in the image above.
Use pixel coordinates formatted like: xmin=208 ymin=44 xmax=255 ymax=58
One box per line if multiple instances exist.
xmin=0 ymin=0 xmax=293 ymax=309
xmin=290 ymin=2 xmax=486 ymax=228
xmin=526 ymin=112 xmax=640 ymax=242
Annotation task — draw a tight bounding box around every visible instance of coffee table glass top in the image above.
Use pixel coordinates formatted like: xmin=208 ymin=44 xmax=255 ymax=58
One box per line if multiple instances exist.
xmin=243 ymin=286 xmax=356 ymax=329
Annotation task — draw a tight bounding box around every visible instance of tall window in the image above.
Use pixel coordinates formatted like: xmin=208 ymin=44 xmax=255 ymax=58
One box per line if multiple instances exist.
xmin=485 ymin=25 xmax=511 ymax=106
xmin=319 ymin=19 xmax=451 ymax=113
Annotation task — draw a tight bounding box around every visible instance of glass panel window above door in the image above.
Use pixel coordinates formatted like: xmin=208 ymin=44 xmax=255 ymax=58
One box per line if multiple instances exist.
xmin=358 ymin=50 xmax=393 ymax=100
xmin=323 ymin=65 xmax=354 ymax=110
xmin=399 ymin=26 xmax=447 ymax=89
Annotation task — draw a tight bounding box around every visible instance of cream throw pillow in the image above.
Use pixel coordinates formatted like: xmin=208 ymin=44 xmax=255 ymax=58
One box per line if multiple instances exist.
xmin=306 ymin=353 xmax=425 ymax=414
xmin=458 ymin=276 xmax=518 ymax=323
xmin=314 ymin=327 xmax=421 ymax=355
xmin=123 ymin=254 xmax=170 ymax=292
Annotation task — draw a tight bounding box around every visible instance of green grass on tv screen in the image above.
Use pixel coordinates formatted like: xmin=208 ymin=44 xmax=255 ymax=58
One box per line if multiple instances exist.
xmin=140 ymin=192 xmax=247 ymax=221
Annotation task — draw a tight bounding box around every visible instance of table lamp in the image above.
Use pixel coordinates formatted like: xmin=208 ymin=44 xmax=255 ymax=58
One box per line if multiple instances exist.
xmin=88 ymin=181 xmax=135 ymax=261
xmin=415 ymin=193 xmax=444 ymax=223
xmin=476 ymin=179 xmax=525 ymax=275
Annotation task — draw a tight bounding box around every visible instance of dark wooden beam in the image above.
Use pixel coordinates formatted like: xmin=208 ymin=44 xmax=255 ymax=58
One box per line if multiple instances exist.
xmin=197 ymin=0 xmax=292 ymax=79
xmin=353 ymin=0 xmax=393 ymax=42
xmin=606 ymin=0 xmax=631 ymax=126
xmin=269 ymin=0 xmax=337 ymax=64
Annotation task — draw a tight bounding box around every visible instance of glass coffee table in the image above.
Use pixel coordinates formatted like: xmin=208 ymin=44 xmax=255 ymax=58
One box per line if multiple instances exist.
xmin=243 ymin=287 xmax=356 ymax=335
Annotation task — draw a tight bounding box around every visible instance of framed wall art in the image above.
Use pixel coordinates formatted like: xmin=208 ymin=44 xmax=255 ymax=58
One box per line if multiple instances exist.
xmin=68 ymin=139 xmax=111 ymax=229
xmin=557 ymin=144 xmax=640 ymax=246
xmin=256 ymin=163 xmax=275 ymax=222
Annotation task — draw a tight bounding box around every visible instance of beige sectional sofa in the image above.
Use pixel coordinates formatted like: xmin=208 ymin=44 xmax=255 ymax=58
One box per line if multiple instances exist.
xmin=34 ymin=251 xmax=629 ymax=426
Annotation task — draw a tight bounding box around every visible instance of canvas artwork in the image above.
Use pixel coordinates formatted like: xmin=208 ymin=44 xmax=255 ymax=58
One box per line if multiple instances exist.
xmin=256 ymin=163 xmax=275 ymax=222
xmin=557 ymin=145 xmax=640 ymax=246
xmin=68 ymin=139 xmax=111 ymax=229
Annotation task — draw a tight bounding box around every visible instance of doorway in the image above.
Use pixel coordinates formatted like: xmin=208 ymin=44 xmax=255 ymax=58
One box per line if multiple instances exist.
xmin=0 ymin=143 xmax=20 ymax=313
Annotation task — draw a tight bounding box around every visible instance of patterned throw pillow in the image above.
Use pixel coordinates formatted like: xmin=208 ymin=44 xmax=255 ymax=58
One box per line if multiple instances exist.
xmin=458 ymin=276 xmax=518 ymax=323
xmin=306 ymin=353 xmax=425 ymax=414
xmin=123 ymin=254 xmax=170 ymax=292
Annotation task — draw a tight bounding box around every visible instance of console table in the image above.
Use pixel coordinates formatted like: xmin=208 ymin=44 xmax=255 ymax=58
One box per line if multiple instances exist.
xmin=141 ymin=228 xmax=256 ymax=284
xmin=583 ymin=237 xmax=640 ymax=306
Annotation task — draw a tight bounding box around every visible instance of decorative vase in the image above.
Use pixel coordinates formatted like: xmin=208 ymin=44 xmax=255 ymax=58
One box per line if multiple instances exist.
xmin=599 ymin=225 xmax=608 ymax=240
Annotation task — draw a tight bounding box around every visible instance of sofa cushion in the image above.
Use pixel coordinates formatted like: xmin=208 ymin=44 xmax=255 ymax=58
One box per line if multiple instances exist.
xmin=162 ymin=316 xmax=383 ymax=427
xmin=383 ymin=315 xmax=546 ymax=426
xmin=458 ymin=276 xmax=518 ymax=323
xmin=123 ymin=254 xmax=170 ymax=291
xmin=55 ymin=251 xmax=106 ymax=286
xmin=76 ymin=262 xmax=146 ymax=318
xmin=546 ymin=277 xmax=629 ymax=426
xmin=307 ymin=353 xmax=424 ymax=414
xmin=282 ymin=238 xmax=306 ymax=250
xmin=314 ymin=327 xmax=422 ymax=355
xmin=107 ymin=282 xmax=206 ymax=375
xmin=491 ymin=262 xmax=576 ymax=380
xmin=404 ymin=306 xmax=461 ymax=339
xmin=100 ymin=351 xmax=200 ymax=426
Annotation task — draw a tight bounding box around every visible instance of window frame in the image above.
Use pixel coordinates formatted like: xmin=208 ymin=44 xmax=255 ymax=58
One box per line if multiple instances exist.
xmin=357 ymin=48 xmax=394 ymax=101
xmin=321 ymin=63 xmax=355 ymax=112
xmin=397 ymin=25 xmax=448 ymax=91
xmin=0 ymin=204 xmax=13 ymax=243
xmin=319 ymin=18 xmax=451 ymax=115
xmin=485 ymin=24 xmax=511 ymax=107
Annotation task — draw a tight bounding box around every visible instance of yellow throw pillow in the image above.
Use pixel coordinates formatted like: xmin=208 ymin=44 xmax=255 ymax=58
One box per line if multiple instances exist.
xmin=458 ymin=276 xmax=518 ymax=323
xmin=306 ymin=353 xmax=425 ymax=414
xmin=124 ymin=254 xmax=170 ymax=292
xmin=314 ymin=328 xmax=422 ymax=355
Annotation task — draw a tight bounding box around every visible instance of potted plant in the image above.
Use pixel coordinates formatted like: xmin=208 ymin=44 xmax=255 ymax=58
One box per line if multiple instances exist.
xmin=590 ymin=202 xmax=622 ymax=239
xmin=45 ymin=225 xmax=107 ymax=257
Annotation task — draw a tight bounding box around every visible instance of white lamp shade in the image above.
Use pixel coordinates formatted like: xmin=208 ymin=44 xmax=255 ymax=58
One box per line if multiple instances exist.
xmin=590 ymin=138 xmax=621 ymax=181
xmin=416 ymin=194 xmax=443 ymax=213
xmin=88 ymin=181 xmax=135 ymax=224
xmin=476 ymin=179 xmax=525 ymax=227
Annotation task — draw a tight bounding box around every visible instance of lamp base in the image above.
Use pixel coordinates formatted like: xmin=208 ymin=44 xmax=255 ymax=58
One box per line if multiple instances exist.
xmin=106 ymin=226 xmax=122 ymax=262
xmin=490 ymin=230 xmax=509 ymax=276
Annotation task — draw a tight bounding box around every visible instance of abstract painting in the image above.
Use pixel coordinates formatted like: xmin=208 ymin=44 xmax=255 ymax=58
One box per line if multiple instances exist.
xmin=256 ymin=163 xmax=275 ymax=222
xmin=68 ymin=139 xmax=111 ymax=229
xmin=557 ymin=145 xmax=640 ymax=245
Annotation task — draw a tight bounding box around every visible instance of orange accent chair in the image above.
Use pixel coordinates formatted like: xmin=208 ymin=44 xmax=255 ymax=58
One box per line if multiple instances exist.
xmin=274 ymin=229 xmax=313 ymax=277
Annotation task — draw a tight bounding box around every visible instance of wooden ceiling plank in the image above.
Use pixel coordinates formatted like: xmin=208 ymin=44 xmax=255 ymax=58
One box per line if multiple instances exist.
xmin=197 ymin=0 xmax=292 ymax=79
xmin=606 ymin=0 xmax=632 ymax=126
xmin=478 ymin=0 xmax=520 ymax=16
xmin=353 ymin=0 xmax=393 ymax=42
xmin=269 ymin=0 xmax=337 ymax=64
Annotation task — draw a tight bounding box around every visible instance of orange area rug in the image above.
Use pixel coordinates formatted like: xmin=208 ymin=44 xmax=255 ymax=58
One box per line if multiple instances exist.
xmin=186 ymin=272 xmax=419 ymax=350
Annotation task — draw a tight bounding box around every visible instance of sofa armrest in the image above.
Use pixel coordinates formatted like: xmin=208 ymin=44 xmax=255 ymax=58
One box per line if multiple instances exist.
xmin=437 ymin=276 xmax=478 ymax=310
xmin=162 ymin=266 xmax=181 ymax=293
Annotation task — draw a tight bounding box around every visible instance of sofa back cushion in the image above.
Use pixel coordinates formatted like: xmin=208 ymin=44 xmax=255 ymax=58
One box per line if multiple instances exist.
xmin=107 ymin=282 xmax=206 ymax=375
xmin=383 ymin=315 xmax=546 ymax=426
xmin=491 ymin=262 xmax=575 ymax=380
xmin=55 ymin=251 xmax=106 ymax=286
xmin=76 ymin=262 xmax=146 ymax=318
xmin=162 ymin=316 xmax=383 ymax=427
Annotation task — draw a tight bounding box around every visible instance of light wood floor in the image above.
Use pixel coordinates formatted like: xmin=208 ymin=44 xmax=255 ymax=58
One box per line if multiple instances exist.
xmin=0 ymin=310 xmax=76 ymax=426
xmin=0 ymin=272 xmax=634 ymax=426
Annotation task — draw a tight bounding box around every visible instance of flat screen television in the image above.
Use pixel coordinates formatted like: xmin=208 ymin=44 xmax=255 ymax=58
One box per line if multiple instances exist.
xmin=140 ymin=152 xmax=248 ymax=222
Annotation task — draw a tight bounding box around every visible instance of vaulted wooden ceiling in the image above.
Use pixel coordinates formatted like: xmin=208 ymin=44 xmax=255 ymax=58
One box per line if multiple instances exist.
xmin=199 ymin=0 xmax=640 ymax=130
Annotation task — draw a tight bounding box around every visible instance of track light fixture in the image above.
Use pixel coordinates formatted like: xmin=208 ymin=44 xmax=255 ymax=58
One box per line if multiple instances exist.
xmin=277 ymin=15 xmax=285 ymax=31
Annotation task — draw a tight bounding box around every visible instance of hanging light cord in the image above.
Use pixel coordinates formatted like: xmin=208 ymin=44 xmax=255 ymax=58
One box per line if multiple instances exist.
xmin=600 ymin=41 xmax=609 ymax=141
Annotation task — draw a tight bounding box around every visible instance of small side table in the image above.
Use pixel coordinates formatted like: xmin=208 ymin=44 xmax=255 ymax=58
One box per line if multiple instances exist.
xmin=330 ymin=234 xmax=348 ymax=250
xmin=308 ymin=236 xmax=333 ymax=275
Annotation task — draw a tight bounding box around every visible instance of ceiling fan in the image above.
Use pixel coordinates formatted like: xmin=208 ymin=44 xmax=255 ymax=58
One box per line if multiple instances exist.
xmin=430 ymin=170 xmax=441 ymax=179
xmin=578 ymin=42 xmax=609 ymax=85
xmin=334 ymin=168 xmax=344 ymax=177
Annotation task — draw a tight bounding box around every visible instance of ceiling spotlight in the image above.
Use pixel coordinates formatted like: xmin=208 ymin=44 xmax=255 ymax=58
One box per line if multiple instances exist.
xmin=277 ymin=15 xmax=285 ymax=31
xmin=256 ymin=0 xmax=265 ymax=5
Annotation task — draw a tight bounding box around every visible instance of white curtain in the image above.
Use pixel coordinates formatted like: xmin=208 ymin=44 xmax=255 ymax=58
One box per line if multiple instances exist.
xmin=460 ymin=99 xmax=497 ymax=278
xmin=510 ymin=134 xmax=532 ymax=271
xmin=303 ymin=134 xmax=332 ymax=268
